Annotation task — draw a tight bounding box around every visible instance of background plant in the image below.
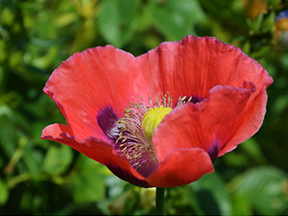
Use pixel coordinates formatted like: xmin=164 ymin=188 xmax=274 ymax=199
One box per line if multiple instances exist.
xmin=0 ymin=0 xmax=288 ymax=215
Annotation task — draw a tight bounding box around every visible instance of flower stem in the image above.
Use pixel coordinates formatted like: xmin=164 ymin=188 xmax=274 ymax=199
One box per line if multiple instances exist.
xmin=156 ymin=187 xmax=165 ymax=215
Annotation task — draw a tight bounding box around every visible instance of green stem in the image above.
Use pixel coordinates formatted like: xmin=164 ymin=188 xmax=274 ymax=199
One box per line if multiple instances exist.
xmin=156 ymin=187 xmax=165 ymax=215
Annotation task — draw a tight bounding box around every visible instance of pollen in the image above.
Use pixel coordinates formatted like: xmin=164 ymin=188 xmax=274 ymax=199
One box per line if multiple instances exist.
xmin=141 ymin=106 xmax=172 ymax=140
xmin=114 ymin=93 xmax=192 ymax=175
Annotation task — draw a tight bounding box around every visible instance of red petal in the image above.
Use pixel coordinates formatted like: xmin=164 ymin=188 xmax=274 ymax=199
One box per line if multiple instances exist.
xmin=152 ymin=83 xmax=265 ymax=162
xmin=136 ymin=35 xmax=273 ymax=99
xmin=41 ymin=124 xmax=149 ymax=187
xmin=218 ymin=84 xmax=269 ymax=156
xmin=137 ymin=35 xmax=273 ymax=159
xmin=44 ymin=46 xmax=149 ymax=141
xmin=147 ymin=148 xmax=214 ymax=187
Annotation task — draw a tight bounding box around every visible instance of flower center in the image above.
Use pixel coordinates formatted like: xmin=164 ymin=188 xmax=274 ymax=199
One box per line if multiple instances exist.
xmin=141 ymin=106 xmax=172 ymax=140
xmin=113 ymin=93 xmax=201 ymax=177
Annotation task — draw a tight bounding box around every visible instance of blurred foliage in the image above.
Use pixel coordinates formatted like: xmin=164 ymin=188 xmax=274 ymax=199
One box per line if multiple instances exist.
xmin=1 ymin=0 xmax=288 ymax=215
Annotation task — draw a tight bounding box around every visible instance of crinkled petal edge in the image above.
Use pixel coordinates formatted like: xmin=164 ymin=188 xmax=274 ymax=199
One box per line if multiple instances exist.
xmin=41 ymin=123 xmax=150 ymax=187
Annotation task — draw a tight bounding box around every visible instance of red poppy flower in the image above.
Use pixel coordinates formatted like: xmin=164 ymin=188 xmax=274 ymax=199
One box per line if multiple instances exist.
xmin=41 ymin=35 xmax=273 ymax=188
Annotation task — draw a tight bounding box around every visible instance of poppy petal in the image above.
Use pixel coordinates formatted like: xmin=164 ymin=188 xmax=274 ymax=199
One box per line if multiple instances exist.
xmin=218 ymin=84 xmax=269 ymax=156
xmin=41 ymin=123 xmax=149 ymax=187
xmin=152 ymin=83 xmax=262 ymax=162
xmin=146 ymin=148 xmax=214 ymax=188
xmin=44 ymin=45 xmax=149 ymax=141
xmin=136 ymin=35 xmax=272 ymax=100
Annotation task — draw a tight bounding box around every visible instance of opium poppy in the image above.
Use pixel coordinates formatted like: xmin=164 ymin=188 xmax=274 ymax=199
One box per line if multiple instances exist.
xmin=41 ymin=36 xmax=273 ymax=188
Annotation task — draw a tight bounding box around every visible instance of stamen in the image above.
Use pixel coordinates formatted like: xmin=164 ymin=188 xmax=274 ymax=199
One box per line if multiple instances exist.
xmin=114 ymin=92 xmax=204 ymax=177
xmin=115 ymin=98 xmax=154 ymax=169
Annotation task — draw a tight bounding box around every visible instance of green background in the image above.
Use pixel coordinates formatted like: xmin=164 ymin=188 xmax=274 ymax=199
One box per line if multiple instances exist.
xmin=1 ymin=0 xmax=288 ymax=215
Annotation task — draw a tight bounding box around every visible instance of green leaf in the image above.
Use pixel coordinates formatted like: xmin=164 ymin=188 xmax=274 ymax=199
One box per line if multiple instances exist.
xmin=0 ymin=105 xmax=20 ymax=157
xmin=148 ymin=0 xmax=206 ymax=40
xmin=241 ymin=138 xmax=266 ymax=163
xmin=280 ymin=53 xmax=288 ymax=70
xmin=232 ymin=194 xmax=253 ymax=216
xmin=71 ymin=171 xmax=105 ymax=203
xmin=231 ymin=166 xmax=288 ymax=215
xmin=54 ymin=13 xmax=78 ymax=28
xmin=43 ymin=144 xmax=73 ymax=176
xmin=73 ymin=153 xmax=112 ymax=175
xmin=192 ymin=172 xmax=232 ymax=215
xmin=199 ymin=0 xmax=246 ymax=26
xmin=262 ymin=12 xmax=276 ymax=33
xmin=0 ymin=178 xmax=9 ymax=205
xmin=69 ymin=154 xmax=110 ymax=204
xmin=22 ymin=143 xmax=43 ymax=175
xmin=249 ymin=14 xmax=263 ymax=35
xmin=223 ymin=151 xmax=249 ymax=167
xmin=98 ymin=0 xmax=139 ymax=47
xmin=267 ymin=0 xmax=281 ymax=7
xmin=272 ymin=95 xmax=288 ymax=115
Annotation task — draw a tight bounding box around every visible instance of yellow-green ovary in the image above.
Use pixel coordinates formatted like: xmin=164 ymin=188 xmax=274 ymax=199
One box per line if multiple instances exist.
xmin=141 ymin=106 xmax=172 ymax=140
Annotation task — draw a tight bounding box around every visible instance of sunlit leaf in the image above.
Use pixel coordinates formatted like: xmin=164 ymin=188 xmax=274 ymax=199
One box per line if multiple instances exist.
xmin=0 ymin=178 xmax=9 ymax=205
xmin=262 ymin=12 xmax=276 ymax=33
xmin=73 ymin=153 xmax=112 ymax=175
xmin=98 ymin=0 xmax=139 ymax=47
xmin=232 ymin=194 xmax=253 ymax=215
xmin=241 ymin=138 xmax=266 ymax=163
xmin=54 ymin=13 xmax=78 ymax=28
xmin=22 ymin=143 xmax=43 ymax=175
xmin=231 ymin=166 xmax=288 ymax=215
xmin=71 ymin=171 xmax=105 ymax=203
xmin=148 ymin=0 xmax=206 ymax=40
xmin=43 ymin=144 xmax=73 ymax=176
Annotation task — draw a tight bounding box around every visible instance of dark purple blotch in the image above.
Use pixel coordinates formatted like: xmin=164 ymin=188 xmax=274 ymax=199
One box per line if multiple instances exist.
xmin=208 ymin=140 xmax=219 ymax=163
xmin=187 ymin=95 xmax=205 ymax=104
xmin=133 ymin=158 xmax=159 ymax=178
xmin=106 ymin=163 xmax=150 ymax=187
xmin=97 ymin=106 xmax=120 ymax=142
xmin=176 ymin=95 xmax=205 ymax=106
